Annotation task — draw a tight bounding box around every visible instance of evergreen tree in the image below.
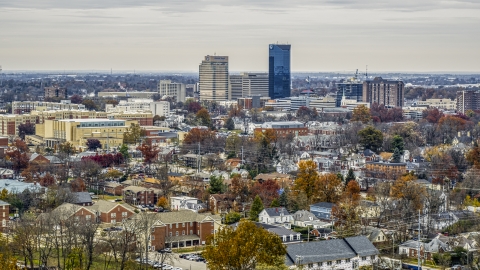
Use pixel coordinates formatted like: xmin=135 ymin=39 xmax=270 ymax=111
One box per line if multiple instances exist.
xmin=270 ymin=198 xmax=280 ymax=207
xmin=392 ymin=147 xmax=402 ymax=163
xmin=119 ymin=144 xmax=130 ymax=162
xmin=278 ymin=189 xmax=289 ymax=208
xmin=208 ymin=175 xmax=225 ymax=194
xmin=250 ymin=195 xmax=264 ymax=221
xmin=345 ymin=168 xmax=356 ymax=185
xmin=224 ymin=117 xmax=235 ymax=130
xmin=391 ymin=135 xmax=405 ymax=153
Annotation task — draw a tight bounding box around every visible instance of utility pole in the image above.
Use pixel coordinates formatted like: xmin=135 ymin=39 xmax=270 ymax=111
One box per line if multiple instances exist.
xmin=241 ymin=146 xmax=244 ymax=165
xmin=418 ymin=209 xmax=421 ymax=270
xmin=197 ymin=142 xmax=201 ymax=173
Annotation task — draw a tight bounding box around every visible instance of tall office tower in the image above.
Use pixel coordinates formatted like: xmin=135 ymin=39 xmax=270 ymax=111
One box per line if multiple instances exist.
xmin=229 ymin=75 xmax=243 ymax=100
xmin=242 ymin=73 xmax=269 ymax=97
xmin=199 ymin=55 xmax=230 ymax=101
xmin=158 ymin=80 xmax=186 ymax=102
xmin=335 ymin=80 xmax=363 ymax=107
xmin=362 ymin=77 xmax=404 ymax=107
xmin=456 ymin=90 xmax=480 ymax=114
xmin=268 ymin=44 xmax=291 ymax=99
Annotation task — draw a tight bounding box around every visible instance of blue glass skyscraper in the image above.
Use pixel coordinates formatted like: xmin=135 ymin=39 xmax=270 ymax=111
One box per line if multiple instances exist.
xmin=268 ymin=44 xmax=291 ymax=99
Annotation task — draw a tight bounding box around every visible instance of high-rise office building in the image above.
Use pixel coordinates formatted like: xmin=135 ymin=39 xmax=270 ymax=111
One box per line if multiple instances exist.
xmin=268 ymin=44 xmax=291 ymax=99
xmin=229 ymin=73 xmax=269 ymax=100
xmin=335 ymin=81 xmax=363 ymax=107
xmin=199 ymin=55 xmax=229 ymax=101
xmin=242 ymin=73 xmax=269 ymax=98
xmin=158 ymin=80 xmax=186 ymax=102
xmin=229 ymin=75 xmax=243 ymax=100
xmin=362 ymin=77 xmax=404 ymax=107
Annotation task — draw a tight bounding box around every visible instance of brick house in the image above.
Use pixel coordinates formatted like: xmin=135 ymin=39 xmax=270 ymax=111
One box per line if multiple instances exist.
xmin=131 ymin=211 xmax=221 ymax=251
xmin=0 ymin=200 xmax=10 ymax=232
xmin=123 ymin=186 xmax=155 ymax=205
xmin=87 ymin=200 xmax=135 ymax=224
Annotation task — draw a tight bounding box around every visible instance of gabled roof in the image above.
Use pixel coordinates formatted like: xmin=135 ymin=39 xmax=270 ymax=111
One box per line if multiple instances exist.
xmin=87 ymin=200 xmax=134 ymax=214
xmin=262 ymin=207 xmax=291 ymax=217
xmin=292 ymin=210 xmax=318 ymax=222
xmin=0 ymin=200 xmax=9 ymax=206
xmin=51 ymin=203 xmax=96 ymax=219
xmin=285 ymin=236 xmax=379 ymax=266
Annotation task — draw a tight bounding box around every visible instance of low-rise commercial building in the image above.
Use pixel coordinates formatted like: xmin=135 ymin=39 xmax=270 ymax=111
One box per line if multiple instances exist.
xmin=35 ymin=118 xmax=136 ymax=149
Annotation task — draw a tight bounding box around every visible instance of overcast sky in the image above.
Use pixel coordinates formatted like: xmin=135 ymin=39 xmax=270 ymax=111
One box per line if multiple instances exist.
xmin=0 ymin=0 xmax=479 ymax=73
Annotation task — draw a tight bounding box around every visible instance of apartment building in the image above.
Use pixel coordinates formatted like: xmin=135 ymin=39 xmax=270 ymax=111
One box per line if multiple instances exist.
xmin=456 ymin=90 xmax=480 ymax=114
xmin=44 ymin=86 xmax=67 ymax=99
xmin=363 ymin=77 xmax=404 ymax=107
xmin=12 ymin=101 xmax=85 ymax=114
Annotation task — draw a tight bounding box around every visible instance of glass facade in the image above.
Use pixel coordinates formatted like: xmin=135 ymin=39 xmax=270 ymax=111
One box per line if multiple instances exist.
xmin=268 ymin=44 xmax=291 ymax=99
xmin=335 ymin=82 xmax=363 ymax=107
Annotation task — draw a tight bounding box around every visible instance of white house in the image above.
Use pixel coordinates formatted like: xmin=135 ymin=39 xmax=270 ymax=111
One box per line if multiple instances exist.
xmin=170 ymin=196 xmax=199 ymax=211
xmin=258 ymin=207 xmax=293 ymax=229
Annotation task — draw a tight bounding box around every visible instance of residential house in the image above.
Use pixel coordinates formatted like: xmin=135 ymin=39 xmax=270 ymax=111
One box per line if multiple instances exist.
xmin=361 ymin=227 xmax=388 ymax=246
xmin=0 ymin=200 xmax=9 ymax=232
xmin=234 ymin=222 xmax=301 ymax=244
xmin=209 ymin=194 xmax=236 ymax=214
xmin=398 ymin=238 xmax=450 ymax=261
xmin=230 ymin=168 xmax=249 ymax=179
xmin=170 ymin=196 xmax=199 ymax=210
xmin=285 ymin=236 xmax=379 ymax=269
xmin=359 ymin=200 xmax=380 ymax=220
xmin=258 ymin=207 xmax=293 ymax=229
xmin=0 ymin=168 xmax=14 ymax=179
xmin=310 ymin=202 xmax=335 ymax=221
xmin=123 ymin=186 xmax=155 ymax=205
xmin=310 ymin=228 xmax=334 ymax=239
xmin=292 ymin=210 xmax=331 ymax=228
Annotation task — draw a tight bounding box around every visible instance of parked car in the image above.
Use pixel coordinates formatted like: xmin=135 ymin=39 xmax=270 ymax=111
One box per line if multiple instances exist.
xmin=159 ymin=248 xmax=172 ymax=253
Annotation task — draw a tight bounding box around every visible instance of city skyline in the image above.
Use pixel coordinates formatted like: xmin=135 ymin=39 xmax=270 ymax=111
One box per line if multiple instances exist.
xmin=0 ymin=0 xmax=479 ymax=72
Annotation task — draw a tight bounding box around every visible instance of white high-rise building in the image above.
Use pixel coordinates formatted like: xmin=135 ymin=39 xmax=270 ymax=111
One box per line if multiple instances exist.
xmin=199 ymin=55 xmax=230 ymax=101
xmin=158 ymin=80 xmax=186 ymax=102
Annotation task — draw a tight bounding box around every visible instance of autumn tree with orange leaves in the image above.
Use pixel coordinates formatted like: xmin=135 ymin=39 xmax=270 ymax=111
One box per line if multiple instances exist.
xmin=6 ymin=139 xmax=30 ymax=175
xmin=137 ymin=141 xmax=160 ymax=170
xmin=293 ymin=160 xmax=319 ymax=203
xmin=391 ymin=173 xmax=426 ymax=220
xmin=332 ymin=180 xmax=362 ymax=237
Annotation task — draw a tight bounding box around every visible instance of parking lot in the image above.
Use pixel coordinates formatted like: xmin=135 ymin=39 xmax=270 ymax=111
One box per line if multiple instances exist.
xmin=171 ymin=254 xmax=207 ymax=270
xmin=139 ymin=253 xmax=207 ymax=270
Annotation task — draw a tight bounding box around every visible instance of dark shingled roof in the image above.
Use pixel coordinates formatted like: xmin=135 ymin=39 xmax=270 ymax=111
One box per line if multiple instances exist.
xmin=263 ymin=207 xmax=290 ymax=217
xmin=72 ymin=192 xmax=92 ymax=204
xmin=310 ymin=202 xmax=335 ymax=209
xmin=285 ymin=236 xmax=379 ymax=266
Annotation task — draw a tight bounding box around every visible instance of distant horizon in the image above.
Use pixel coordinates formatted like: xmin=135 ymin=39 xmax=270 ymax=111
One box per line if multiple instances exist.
xmin=1 ymin=69 xmax=480 ymax=75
